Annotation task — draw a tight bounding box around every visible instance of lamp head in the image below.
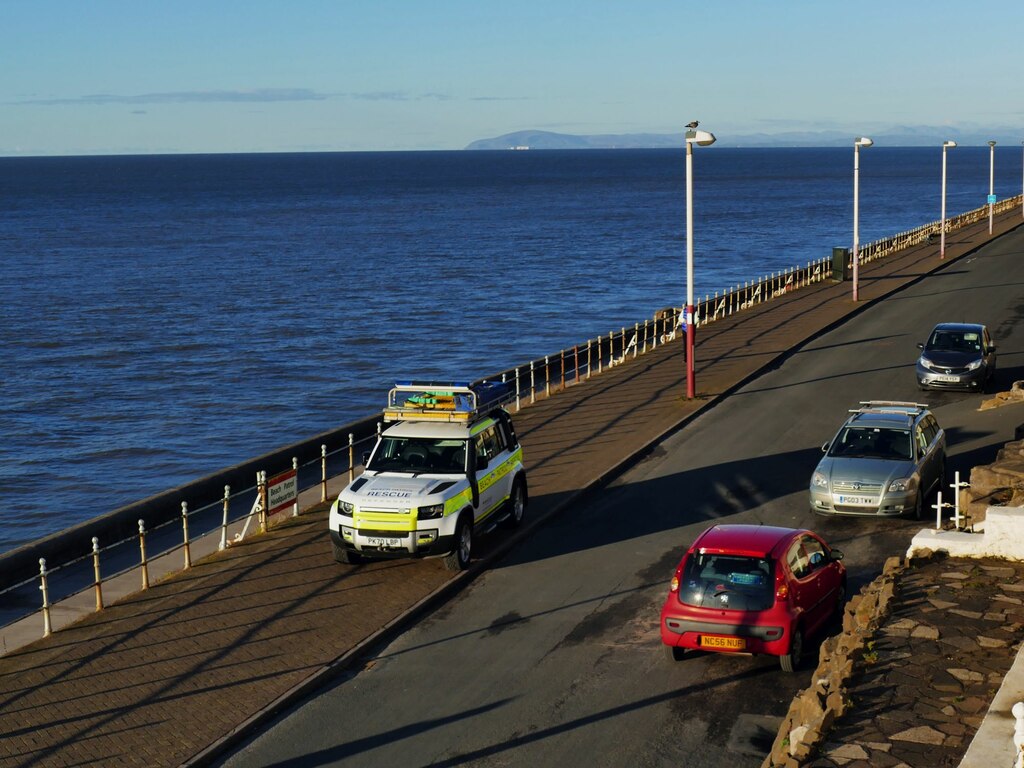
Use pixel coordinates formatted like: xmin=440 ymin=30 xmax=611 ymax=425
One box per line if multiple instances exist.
xmin=943 ymin=140 xmax=957 ymax=149
xmin=854 ymin=137 xmax=874 ymax=148
xmin=685 ymin=129 xmax=717 ymax=147
xmin=988 ymin=140 xmax=997 ymax=148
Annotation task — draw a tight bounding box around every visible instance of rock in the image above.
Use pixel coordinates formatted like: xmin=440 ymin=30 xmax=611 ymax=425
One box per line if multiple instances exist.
xmin=826 ymin=743 xmax=869 ymax=760
xmin=890 ymin=725 xmax=946 ymax=744
xmin=947 ymin=668 xmax=985 ymax=683
xmin=911 ymin=624 xmax=939 ymax=640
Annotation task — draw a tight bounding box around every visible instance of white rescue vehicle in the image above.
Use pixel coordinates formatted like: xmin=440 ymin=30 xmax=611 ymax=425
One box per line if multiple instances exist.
xmin=328 ymin=381 xmax=528 ymax=571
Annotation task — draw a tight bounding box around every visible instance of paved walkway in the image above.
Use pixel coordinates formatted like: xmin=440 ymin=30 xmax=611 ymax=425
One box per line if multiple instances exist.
xmin=814 ymin=556 xmax=1024 ymax=768
xmin=1 ymin=209 xmax=1022 ymax=768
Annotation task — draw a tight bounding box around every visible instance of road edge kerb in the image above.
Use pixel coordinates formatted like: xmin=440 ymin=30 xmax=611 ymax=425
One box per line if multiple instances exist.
xmin=184 ymin=216 xmax=1024 ymax=767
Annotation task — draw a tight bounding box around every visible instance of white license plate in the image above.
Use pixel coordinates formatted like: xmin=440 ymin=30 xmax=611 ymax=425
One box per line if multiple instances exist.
xmin=367 ymin=537 xmax=403 ymax=547
xmin=837 ymin=495 xmax=875 ymax=506
xmin=936 ymin=375 xmax=960 ymax=382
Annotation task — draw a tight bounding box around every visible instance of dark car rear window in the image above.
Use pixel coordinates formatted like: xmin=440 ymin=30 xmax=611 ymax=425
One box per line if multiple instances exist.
xmin=677 ymin=553 xmax=774 ymax=611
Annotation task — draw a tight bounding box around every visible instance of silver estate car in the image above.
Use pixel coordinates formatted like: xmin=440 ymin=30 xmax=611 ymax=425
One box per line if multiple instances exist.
xmin=810 ymin=401 xmax=945 ymax=519
xmin=916 ymin=322 xmax=996 ymax=391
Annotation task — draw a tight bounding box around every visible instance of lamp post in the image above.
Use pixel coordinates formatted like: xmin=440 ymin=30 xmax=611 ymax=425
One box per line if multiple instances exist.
xmin=684 ymin=126 xmax=716 ymax=399
xmin=940 ymin=140 xmax=956 ymax=258
xmin=988 ymin=140 xmax=997 ymax=234
xmin=852 ymin=137 xmax=873 ymax=302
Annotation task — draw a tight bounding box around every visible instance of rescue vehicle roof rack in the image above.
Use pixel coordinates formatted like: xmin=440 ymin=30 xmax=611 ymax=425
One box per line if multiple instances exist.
xmin=384 ymin=380 xmax=513 ymax=423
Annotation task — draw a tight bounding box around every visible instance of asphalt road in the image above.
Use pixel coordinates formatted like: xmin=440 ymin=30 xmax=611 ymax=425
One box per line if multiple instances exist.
xmin=219 ymin=227 xmax=1024 ymax=768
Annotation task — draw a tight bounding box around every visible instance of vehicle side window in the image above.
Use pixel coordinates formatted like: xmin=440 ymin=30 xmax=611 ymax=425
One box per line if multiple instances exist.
xmin=925 ymin=416 xmax=939 ymax=444
xmin=786 ymin=541 xmax=809 ymax=579
xmin=915 ymin=425 xmax=928 ymax=455
xmin=802 ymin=536 xmax=827 ymax=570
xmin=475 ymin=426 xmax=502 ymax=463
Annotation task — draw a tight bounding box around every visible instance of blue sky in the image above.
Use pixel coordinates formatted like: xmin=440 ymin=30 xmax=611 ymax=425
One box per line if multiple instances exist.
xmin=2 ymin=1 xmax=1022 ymax=155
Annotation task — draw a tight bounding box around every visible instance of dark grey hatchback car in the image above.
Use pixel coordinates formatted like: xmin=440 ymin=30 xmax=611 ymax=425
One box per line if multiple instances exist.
xmin=916 ymin=322 xmax=996 ymax=391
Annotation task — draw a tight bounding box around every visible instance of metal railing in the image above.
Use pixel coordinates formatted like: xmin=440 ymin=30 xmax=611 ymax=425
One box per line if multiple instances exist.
xmin=2 ymin=192 xmax=1021 ymax=645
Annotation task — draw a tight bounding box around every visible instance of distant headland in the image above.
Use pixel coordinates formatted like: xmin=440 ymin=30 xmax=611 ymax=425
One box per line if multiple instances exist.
xmin=465 ymin=127 xmax=1022 ymax=150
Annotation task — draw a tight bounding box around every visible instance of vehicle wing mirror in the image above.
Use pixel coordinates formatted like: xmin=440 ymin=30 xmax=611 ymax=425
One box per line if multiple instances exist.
xmin=476 ymin=455 xmax=489 ymax=471
xmin=917 ymin=342 xmax=924 ymax=350
xmin=830 ymin=548 xmax=844 ymax=561
xmin=990 ymin=344 xmax=997 ymax=353
xmin=361 ymin=451 xmax=371 ymax=467
xmin=821 ymin=442 xmax=830 ymax=453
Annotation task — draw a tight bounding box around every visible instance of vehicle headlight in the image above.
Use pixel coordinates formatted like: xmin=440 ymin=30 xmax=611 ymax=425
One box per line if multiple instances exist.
xmin=811 ymin=471 xmax=829 ymax=489
xmin=966 ymin=359 xmax=982 ymax=371
xmin=338 ymin=500 xmax=354 ymax=516
xmin=919 ymin=356 xmax=938 ymax=371
xmin=888 ymin=477 xmax=918 ymax=493
xmin=419 ymin=503 xmax=444 ymax=519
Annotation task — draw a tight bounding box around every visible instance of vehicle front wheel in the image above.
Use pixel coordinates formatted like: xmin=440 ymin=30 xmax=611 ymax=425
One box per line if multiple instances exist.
xmin=332 ymin=540 xmax=362 ymax=565
xmin=443 ymin=515 xmax=473 ymax=571
xmin=664 ymin=644 xmax=686 ymax=662
xmin=780 ymin=627 xmax=803 ymax=673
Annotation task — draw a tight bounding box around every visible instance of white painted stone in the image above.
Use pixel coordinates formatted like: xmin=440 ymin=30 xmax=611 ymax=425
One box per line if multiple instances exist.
xmin=907 ymin=507 xmax=1024 ymax=561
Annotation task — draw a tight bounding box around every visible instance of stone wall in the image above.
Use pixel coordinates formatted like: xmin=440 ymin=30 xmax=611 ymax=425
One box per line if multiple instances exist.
xmin=761 ymin=556 xmax=905 ymax=768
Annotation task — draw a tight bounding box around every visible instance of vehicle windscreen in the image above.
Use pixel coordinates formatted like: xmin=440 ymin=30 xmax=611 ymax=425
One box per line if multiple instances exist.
xmin=368 ymin=437 xmax=467 ymax=473
xmin=927 ymin=329 xmax=982 ymax=352
xmin=677 ymin=553 xmax=774 ymax=611
xmin=828 ymin=427 xmax=913 ymax=461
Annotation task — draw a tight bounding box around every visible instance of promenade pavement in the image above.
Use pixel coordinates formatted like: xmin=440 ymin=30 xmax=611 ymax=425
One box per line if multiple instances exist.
xmin=1 ymin=208 xmax=1023 ymax=768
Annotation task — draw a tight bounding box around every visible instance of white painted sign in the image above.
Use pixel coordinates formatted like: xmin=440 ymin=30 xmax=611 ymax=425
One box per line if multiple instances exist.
xmin=267 ymin=469 xmax=298 ymax=514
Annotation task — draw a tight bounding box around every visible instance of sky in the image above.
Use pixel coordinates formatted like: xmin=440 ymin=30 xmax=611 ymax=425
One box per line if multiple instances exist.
xmin=2 ymin=0 xmax=1023 ymax=156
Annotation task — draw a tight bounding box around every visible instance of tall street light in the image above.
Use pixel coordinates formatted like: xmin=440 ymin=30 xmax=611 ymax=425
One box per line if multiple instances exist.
xmin=940 ymin=140 xmax=956 ymax=259
xmin=988 ymin=140 xmax=997 ymax=234
xmin=684 ymin=126 xmax=716 ymax=399
xmin=852 ymin=137 xmax=873 ymax=302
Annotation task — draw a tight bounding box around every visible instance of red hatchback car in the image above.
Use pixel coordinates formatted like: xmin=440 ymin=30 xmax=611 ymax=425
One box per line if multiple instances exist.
xmin=660 ymin=524 xmax=846 ymax=672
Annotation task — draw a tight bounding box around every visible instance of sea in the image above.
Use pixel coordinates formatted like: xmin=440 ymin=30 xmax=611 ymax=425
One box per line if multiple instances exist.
xmin=1 ymin=147 xmax=1019 ymax=553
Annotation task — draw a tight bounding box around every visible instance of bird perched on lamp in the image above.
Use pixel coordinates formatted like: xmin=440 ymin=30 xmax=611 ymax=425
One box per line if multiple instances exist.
xmin=685 ymin=120 xmax=699 ymax=129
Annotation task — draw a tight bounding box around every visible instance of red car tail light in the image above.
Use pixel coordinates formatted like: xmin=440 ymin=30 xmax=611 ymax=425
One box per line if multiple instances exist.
xmin=775 ymin=582 xmax=790 ymax=601
xmin=669 ymin=575 xmax=680 ymax=593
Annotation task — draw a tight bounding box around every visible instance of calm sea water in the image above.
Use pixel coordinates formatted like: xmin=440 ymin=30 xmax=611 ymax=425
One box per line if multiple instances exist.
xmin=1 ymin=147 xmax=1018 ymax=552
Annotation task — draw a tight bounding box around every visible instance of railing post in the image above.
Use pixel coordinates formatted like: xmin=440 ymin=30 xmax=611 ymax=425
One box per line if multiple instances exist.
xmin=92 ymin=537 xmax=104 ymax=611
xmin=259 ymin=471 xmax=268 ymax=533
xmin=320 ymin=444 xmax=328 ymax=502
xmin=292 ymin=457 xmax=300 ymax=517
xmin=39 ymin=558 xmax=51 ymax=638
xmin=633 ymin=323 xmax=639 ymax=358
xmin=598 ymin=335 xmax=603 ymax=374
xmin=515 ymin=366 xmax=521 ymax=411
xmin=560 ymin=351 xmax=565 ymax=390
xmin=935 ymin=490 xmax=943 ymax=530
xmin=530 ymin=361 xmax=536 ymax=403
xmin=220 ymin=485 xmax=230 ymax=551
xmin=348 ymin=433 xmax=355 ymax=482
xmin=574 ymin=345 xmax=580 ymax=382
xmin=587 ymin=339 xmax=593 ymax=376
xmin=181 ymin=501 xmax=192 ymax=568
xmin=139 ymin=519 xmax=150 ymax=589
xmin=545 ymin=356 xmax=550 ymax=397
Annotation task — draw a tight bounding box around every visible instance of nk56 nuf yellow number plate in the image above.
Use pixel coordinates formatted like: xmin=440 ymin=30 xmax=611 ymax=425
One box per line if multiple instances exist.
xmin=700 ymin=635 xmax=745 ymax=650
